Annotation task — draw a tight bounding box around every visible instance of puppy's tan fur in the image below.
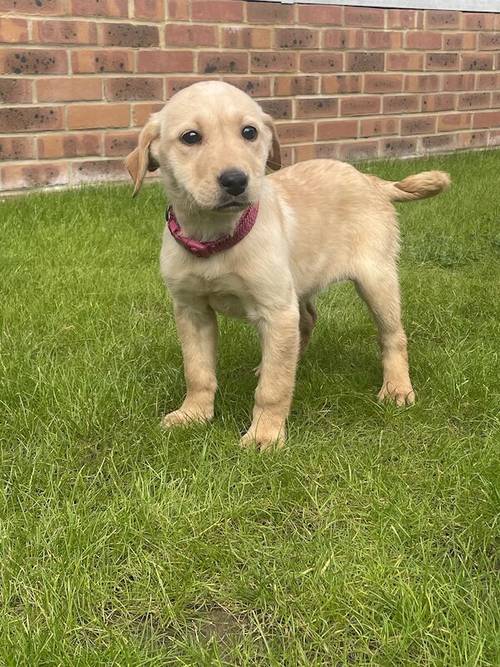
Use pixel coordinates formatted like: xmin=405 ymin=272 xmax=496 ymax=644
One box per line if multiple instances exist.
xmin=126 ymin=81 xmax=450 ymax=449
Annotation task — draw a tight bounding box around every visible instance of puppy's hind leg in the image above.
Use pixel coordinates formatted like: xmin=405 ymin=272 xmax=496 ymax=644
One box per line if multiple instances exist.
xmin=355 ymin=266 xmax=415 ymax=406
xmin=299 ymin=298 xmax=317 ymax=355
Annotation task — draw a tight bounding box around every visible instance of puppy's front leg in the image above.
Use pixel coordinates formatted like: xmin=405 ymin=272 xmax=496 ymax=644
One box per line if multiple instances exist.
xmin=162 ymin=300 xmax=218 ymax=428
xmin=241 ymin=305 xmax=300 ymax=450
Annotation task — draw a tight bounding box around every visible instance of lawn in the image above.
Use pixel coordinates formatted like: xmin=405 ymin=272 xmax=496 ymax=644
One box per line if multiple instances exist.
xmin=0 ymin=150 xmax=499 ymax=665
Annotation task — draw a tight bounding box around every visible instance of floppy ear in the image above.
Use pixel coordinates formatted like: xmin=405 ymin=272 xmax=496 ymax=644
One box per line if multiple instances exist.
xmin=125 ymin=116 xmax=160 ymax=197
xmin=263 ymin=113 xmax=281 ymax=172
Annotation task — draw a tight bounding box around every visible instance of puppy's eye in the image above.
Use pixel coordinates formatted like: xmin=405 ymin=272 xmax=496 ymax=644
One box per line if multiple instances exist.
xmin=241 ymin=126 xmax=258 ymax=141
xmin=180 ymin=130 xmax=202 ymax=145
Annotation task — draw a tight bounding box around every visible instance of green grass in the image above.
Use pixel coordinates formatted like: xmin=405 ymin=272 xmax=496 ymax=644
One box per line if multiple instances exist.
xmin=0 ymin=150 xmax=499 ymax=665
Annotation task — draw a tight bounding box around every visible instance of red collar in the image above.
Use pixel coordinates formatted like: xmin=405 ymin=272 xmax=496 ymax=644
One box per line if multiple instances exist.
xmin=166 ymin=204 xmax=259 ymax=258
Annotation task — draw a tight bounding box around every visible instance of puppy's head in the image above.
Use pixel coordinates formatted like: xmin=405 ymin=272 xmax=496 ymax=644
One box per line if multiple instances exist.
xmin=125 ymin=81 xmax=281 ymax=211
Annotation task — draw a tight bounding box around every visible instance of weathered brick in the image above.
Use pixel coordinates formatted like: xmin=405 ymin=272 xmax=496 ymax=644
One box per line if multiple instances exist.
xmin=421 ymin=93 xmax=456 ymax=112
xmin=32 ymin=19 xmax=97 ymax=44
xmin=443 ymin=33 xmax=476 ymax=50
xmin=0 ymin=0 xmax=66 ymax=14
xmin=138 ymin=50 xmax=193 ymax=73
xmin=192 ymin=0 xmax=243 ymax=22
xmin=472 ymin=110 xmax=500 ymax=129
xmin=0 ymin=136 xmax=33 ymax=161
xmin=37 ymin=77 xmax=102 ymax=101
xmin=167 ymin=0 xmax=189 ymax=20
xmin=275 ymin=28 xmax=318 ymax=49
xmin=247 ymin=1 xmax=294 ymax=24
xmin=300 ymin=53 xmax=343 ymax=73
xmin=297 ymin=4 xmax=342 ymax=25
xmin=437 ymin=113 xmax=471 ymax=132
xmin=360 ymin=117 xmax=399 ymax=137
xmin=105 ymin=77 xmax=163 ymax=101
xmin=258 ymin=98 xmax=292 ymax=120
xmin=134 ymin=0 xmax=163 ymax=20
xmin=341 ymin=95 xmax=381 ymax=117
xmin=274 ymin=75 xmax=318 ymax=96
xmin=71 ymin=0 xmax=128 ymax=18
xmin=387 ymin=53 xmax=424 ymax=71
xmin=222 ymin=77 xmax=272 ymax=98
xmin=422 ymin=133 xmax=456 ymax=152
xmin=73 ymin=159 xmax=127 ymax=184
xmin=38 ymin=133 xmax=101 ymax=158
xmin=405 ymin=74 xmax=440 ymax=92
xmin=458 ymin=130 xmax=488 ymax=148
xmin=426 ymin=53 xmax=459 ymax=70
xmin=383 ymin=95 xmax=420 ymax=114
xmin=296 ymin=97 xmax=338 ymax=119
xmin=165 ymin=24 xmax=216 ymax=47
xmin=67 ymin=103 xmax=129 ymax=130
xmin=276 ymin=122 xmax=314 ymax=144
xmin=344 ymin=7 xmax=384 ymax=28
xmin=1 ymin=163 xmax=68 ymax=190
xmin=313 ymin=143 xmax=340 ymax=160
xmin=0 ymin=18 xmax=29 ymax=43
xmin=323 ymin=29 xmax=363 ymax=50
xmin=461 ymin=54 xmax=494 ymax=71
xmin=0 ymin=106 xmax=62 ymax=132
xmin=322 ymin=74 xmax=361 ymax=95
xmin=463 ymin=13 xmax=495 ymax=31
xmin=381 ymin=138 xmax=417 ymax=157
xmin=347 ymin=52 xmax=384 ymax=72
xmin=221 ymin=27 xmax=271 ymax=49
xmin=338 ymin=141 xmax=379 ymax=162
xmin=0 ymin=48 xmax=67 ymax=74
xmin=105 ymin=130 xmax=139 ymax=156
xmin=365 ymin=31 xmax=402 ymax=50
xmin=425 ymin=10 xmax=460 ymax=30
xmin=199 ymin=52 xmax=247 ymax=74
xmin=317 ymin=119 xmax=358 ymax=141
xmin=0 ymin=78 xmax=32 ymax=103
xmin=387 ymin=9 xmax=419 ymax=29
xmin=252 ymin=52 xmax=296 ymax=73
xmin=72 ymin=49 xmax=133 ymax=73
xmin=478 ymin=33 xmax=500 ymax=50
xmin=364 ymin=74 xmax=403 ymax=94
xmin=401 ymin=115 xmax=436 ymax=135
xmin=132 ymin=102 xmax=163 ymax=125
xmin=443 ymin=73 xmax=475 ymax=91
xmin=458 ymin=92 xmax=491 ymax=110
xmin=100 ymin=23 xmax=158 ymax=47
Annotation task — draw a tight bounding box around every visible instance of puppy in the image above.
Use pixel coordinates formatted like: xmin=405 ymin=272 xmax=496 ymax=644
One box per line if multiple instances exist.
xmin=126 ymin=81 xmax=450 ymax=449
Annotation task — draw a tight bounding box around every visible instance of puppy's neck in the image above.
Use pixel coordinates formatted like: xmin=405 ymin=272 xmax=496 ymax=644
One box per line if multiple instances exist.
xmin=168 ymin=200 xmax=243 ymax=242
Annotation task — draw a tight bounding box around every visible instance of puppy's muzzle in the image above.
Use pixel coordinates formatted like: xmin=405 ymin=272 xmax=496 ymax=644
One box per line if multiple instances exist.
xmin=218 ymin=169 xmax=248 ymax=197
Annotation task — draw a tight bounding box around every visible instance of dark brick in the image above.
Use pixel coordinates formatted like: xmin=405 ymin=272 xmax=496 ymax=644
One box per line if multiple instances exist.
xmin=105 ymin=77 xmax=163 ymax=101
xmin=100 ymin=23 xmax=159 ymax=48
xmin=347 ymin=52 xmax=384 ymax=72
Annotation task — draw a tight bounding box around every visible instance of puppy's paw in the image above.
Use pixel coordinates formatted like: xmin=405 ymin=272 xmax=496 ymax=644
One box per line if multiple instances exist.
xmin=378 ymin=381 xmax=415 ymax=407
xmin=239 ymin=423 xmax=286 ymax=451
xmin=161 ymin=408 xmax=212 ymax=429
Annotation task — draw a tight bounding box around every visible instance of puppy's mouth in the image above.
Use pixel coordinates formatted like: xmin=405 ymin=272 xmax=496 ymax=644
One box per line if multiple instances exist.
xmin=215 ymin=199 xmax=249 ymax=211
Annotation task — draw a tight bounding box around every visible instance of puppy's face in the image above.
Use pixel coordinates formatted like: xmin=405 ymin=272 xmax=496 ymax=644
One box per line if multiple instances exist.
xmin=126 ymin=81 xmax=281 ymax=211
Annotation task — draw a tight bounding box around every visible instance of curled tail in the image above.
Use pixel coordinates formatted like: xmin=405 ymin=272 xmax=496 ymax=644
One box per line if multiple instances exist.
xmin=369 ymin=170 xmax=451 ymax=203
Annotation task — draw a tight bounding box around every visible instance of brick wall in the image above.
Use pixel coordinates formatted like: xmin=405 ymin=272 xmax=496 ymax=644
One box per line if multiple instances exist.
xmin=1 ymin=0 xmax=499 ymax=194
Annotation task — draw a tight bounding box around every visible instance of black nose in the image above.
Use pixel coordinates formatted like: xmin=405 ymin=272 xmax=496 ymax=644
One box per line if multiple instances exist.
xmin=218 ymin=169 xmax=248 ymax=196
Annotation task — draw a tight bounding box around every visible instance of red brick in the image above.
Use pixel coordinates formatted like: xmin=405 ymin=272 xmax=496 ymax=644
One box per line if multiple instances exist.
xmin=443 ymin=73 xmax=475 ymax=91
xmin=37 ymin=77 xmax=102 ymax=102
xmin=72 ymin=49 xmax=133 ymax=73
xmin=476 ymin=73 xmax=500 ymax=90
xmin=100 ymin=23 xmax=158 ymax=47
xmin=0 ymin=136 xmax=33 ymax=161
xmin=344 ymin=7 xmax=384 ymax=28
xmin=463 ymin=13 xmax=495 ymax=31
xmin=365 ymin=31 xmax=402 ymax=50
xmin=165 ymin=76 xmax=204 ymax=96
xmin=105 ymin=77 xmax=163 ymax=101
xmin=300 ymin=52 xmax=342 ymax=73
xmin=222 ymin=77 xmax=272 ymax=98
xmin=406 ymin=31 xmax=442 ymax=49
xmin=387 ymin=53 xmax=424 ymax=71
xmin=72 ymin=159 xmax=127 ymax=184
xmin=322 ymin=74 xmax=361 ymax=95
xmin=199 ymin=52 xmax=247 ymax=74
xmin=401 ymin=115 xmax=436 ymax=135
xmin=138 ymin=50 xmax=193 ymax=73
xmin=296 ymin=97 xmax=338 ymax=119
xmin=461 ymin=54 xmax=494 ymax=71
xmin=67 ymin=103 xmax=129 ymax=130
xmin=437 ymin=113 xmax=471 ymax=132
xmin=0 ymin=0 xmax=67 ymax=14
xmin=421 ymin=94 xmax=456 ymax=112
xmin=221 ymin=27 xmax=271 ymax=49
xmin=426 ymin=53 xmax=459 ymax=70
xmin=478 ymin=33 xmax=500 ymax=50
xmin=297 ymin=5 xmax=342 ymax=25
xmin=1 ymin=163 xmax=68 ymax=191
xmin=490 ymin=130 xmax=500 ymax=146
xmin=337 ymin=141 xmax=379 ymax=162
xmin=132 ymin=102 xmax=163 ymax=125
xmin=360 ymin=117 xmax=399 ymax=137
xmin=383 ymin=95 xmax=420 ymax=114
xmin=105 ymin=130 xmax=140 ymax=156
xmin=134 ymin=0 xmax=163 ymax=20
xmin=192 ymin=0 xmax=243 ymax=22
xmin=422 ymin=133 xmax=456 ymax=152
xmin=458 ymin=92 xmax=491 ymax=110
xmin=425 ymin=10 xmax=460 ymax=30
xmin=341 ymin=95 xmax=381 ymax=117
xmin=317 ymin=119 xmax=358 ymax=141
xmin=405 ymin=74 xmax=440 ymax=92
xmin=276 ymin=122 xmax=314 ymax=144
xmin=381 ymin=138 xmax=417 ymax=157
xmin=0 ymin=48 xmax=67 ymax=74
xmin=32 ymin=19 xmax=97 ymax=44
xmin=258 ymin=98 xmax=292 ymax=120
xmin=458 ymin=130 xmax=489 ymax=148
xmin=38 ymin=133 xmax=101 ymax=158
xmin=387 ymin=9 xmax=418 ymax=29
xmin=246 ymin=1 xmax=294 ymax=24
xmin=472 ymin=111 xmax=500 ymax=130
xmin=275 ymin=28 xmax=318 ymax=49
xmin=274 ymin=76 xmax=318 ymax=96
xmin=313 ymin=143 xmax=340 ymax=160
xmin=71 ymin=0 xmax=128 ymax=18
xmin=364 ymin=74 xmax=403 ymax=94
xmin=323 ymin=29 xmax=363 ymax=50
xmin=443 ymin=33 xmax=476 ymax=50
xmin=347 ymin=52 xmax=384 ymax=72
xmin=492 ymin=91 xmax=500 ymax=108
xmin=167 ymin=0 xmax=189 ymax=20
xmin=279 ymin=146 xmax=293 ymax=167
xmin=252 ymin=52 xmax=296 ymax=73
xmin=294 ymin=144 xmax=316 ymax=162
xmin=0 ymin=18 xmax=29 ymax=43
xmin=0 ymin=106 xmax=62 ymax=132
xmin=166 ymin=23 xmax=217 ymax=47
xmin=0 ymin=78 xmax=32 ymax=103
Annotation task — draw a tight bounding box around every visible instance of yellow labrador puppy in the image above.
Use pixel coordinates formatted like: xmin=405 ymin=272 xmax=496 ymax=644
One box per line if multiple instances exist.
xmin=126 ymin=81 xmax=449 ymax=449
